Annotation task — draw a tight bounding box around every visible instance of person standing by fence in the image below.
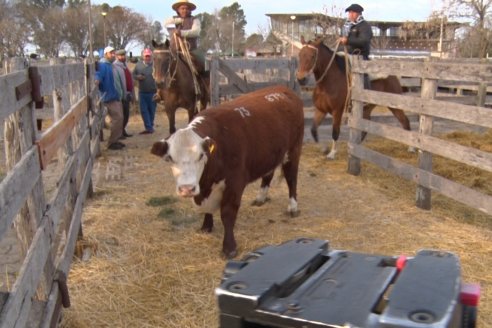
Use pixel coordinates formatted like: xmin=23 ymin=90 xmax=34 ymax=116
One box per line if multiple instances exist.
xmin=95 ymin=46 xmax=125 ymax=150
xmin=114 ymin=49 xmax=134 ymax=138
xmin=132 ymin=48 xmax=157 ymax=134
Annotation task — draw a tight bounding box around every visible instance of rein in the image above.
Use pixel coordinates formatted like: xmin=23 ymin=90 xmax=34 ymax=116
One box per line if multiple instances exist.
xmin=303 ymin=39 xmax=353 ymax=116
xmin=153 ymin=40 xmax=201 ymax=114
xmin=153 ymin=48 xmax=177 ymax=87
xmin=304 ymin=40 xmax=341 ymax=85
xmin=174 ymin=34 xmax=201 ymax=99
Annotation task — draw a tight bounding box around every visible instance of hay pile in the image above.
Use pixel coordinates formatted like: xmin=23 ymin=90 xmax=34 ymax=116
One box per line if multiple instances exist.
xmin=61 ymin=110 xmax=492 ymax=327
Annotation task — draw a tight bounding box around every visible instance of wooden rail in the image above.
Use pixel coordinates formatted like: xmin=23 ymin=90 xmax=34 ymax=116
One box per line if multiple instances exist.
xmin=208 ymin=56 xmax=299 ymax=106
xmin=347 ymin=57 xmax=492 ymax=215
xmin=0 ymin=58 xmax=103 ymax=327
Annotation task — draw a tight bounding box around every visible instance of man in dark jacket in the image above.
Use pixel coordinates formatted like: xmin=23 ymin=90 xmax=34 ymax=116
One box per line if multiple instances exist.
xmin=339 ymin=4 xmax=372 ymax=88
xmin=339 ymin=4 xmax=373 ymax=60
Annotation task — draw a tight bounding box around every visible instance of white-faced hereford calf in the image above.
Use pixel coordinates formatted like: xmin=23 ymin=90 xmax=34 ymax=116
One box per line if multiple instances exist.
xmin=151 ymin=85 xmax=304 ymax=258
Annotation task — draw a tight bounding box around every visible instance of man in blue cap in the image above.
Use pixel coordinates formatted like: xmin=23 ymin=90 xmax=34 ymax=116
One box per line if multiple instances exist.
xmin=339 ymin=4 xmax=372 ymax=60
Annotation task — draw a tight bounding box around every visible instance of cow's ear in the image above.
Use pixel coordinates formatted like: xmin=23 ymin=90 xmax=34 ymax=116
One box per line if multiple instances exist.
xmin=201 ymin=137 xmax=217 ymax=157
xmin=151 ymin=141 xmax=169 ymax=157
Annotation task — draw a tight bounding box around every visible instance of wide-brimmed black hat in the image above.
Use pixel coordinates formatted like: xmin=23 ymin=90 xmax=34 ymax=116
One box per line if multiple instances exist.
xmin=345 ymin=4 xmax=364 ymax=13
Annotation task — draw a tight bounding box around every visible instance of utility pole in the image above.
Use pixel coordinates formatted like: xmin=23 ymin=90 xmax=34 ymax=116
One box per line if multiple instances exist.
xmin=232 ymin=21 xmax=235 ymax=57
xmin=88 ymin=0 xmax=93 ymax=59
xmin=290 ymin=15 xmax=296 ymax=56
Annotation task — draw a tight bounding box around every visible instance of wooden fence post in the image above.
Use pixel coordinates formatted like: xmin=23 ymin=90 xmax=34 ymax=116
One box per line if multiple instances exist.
xmin=416 ymin=68 xmax=437 ymax=210
xmin=347 ymin=63 xmax=365 ymax=176
xmin=477 ymin=82 xmax=487 ymax=107
xmin=289 ymin=56 xmax=298 ymax=93
xmin=3 ymin=57 xmax=49 ymax=299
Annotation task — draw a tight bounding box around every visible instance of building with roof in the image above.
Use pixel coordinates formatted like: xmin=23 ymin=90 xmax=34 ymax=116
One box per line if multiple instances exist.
xmin=266 ymin=13 xmax=464 ymax=58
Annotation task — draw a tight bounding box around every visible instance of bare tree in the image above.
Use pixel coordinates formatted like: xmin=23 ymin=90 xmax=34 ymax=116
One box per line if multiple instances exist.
xmin=0 ymin=1 xmax=30 ymax=59
xmin=445 ymin=0 xmax=492 ymax=58
xmin=64 ymin=4 xmax=91 ymax=57
xmin=102 ymin=5 xmax=151 ymax=50
xmin=18 ymin=1 xmax=66 ymax=57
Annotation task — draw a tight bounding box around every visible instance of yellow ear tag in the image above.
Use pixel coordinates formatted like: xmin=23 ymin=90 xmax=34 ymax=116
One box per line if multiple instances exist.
xmin=209 ymin=144 xmax=215 ymax=154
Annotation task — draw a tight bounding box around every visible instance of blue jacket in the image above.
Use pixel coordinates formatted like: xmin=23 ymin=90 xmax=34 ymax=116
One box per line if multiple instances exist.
xmin=95 ymin=58 xmax=120 ymax=103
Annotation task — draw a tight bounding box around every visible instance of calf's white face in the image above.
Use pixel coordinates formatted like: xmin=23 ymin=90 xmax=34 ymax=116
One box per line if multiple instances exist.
xmin=152 ymin=128 xmax=209 ymax=197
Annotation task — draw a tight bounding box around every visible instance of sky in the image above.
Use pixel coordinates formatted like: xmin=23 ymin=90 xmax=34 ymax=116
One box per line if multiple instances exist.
xmin=93 ymin=0 xmax=444 ymax=50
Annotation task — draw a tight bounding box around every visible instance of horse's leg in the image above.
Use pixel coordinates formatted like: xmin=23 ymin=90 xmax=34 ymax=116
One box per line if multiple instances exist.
xmin=388 ymin=107 xmax=411 ymax=131
xmin=186 ymin=105 xmax=195 ymax=123
xmin=361 ymin=104 xmax=376 ymax=142
xmin=326 ymin=109 xmax=344 ymax=160
xmin=388 ymin=107 xmax=415 ymax=152
xmin=311 ymin=109 xmax=326 ymax=143
xmin=251 ymin=171 xmax=274 ymax=206
xmin=166 ymin=106 xmax=177 ymax=135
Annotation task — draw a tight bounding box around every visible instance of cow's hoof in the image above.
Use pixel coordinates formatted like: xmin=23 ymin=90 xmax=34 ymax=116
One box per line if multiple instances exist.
xmin=200 ymin=226 xmax=213 ymax=233
xmin=223 ymin=249 xmax=238 ymax=259
xmin=288 ymin=210 xmax=300 ymax=218
xmin=251 ymin=197 xmax=270 ymax=207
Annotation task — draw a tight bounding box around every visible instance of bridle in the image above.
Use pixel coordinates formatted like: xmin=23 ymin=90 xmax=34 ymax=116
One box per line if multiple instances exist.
xmin=301 ymin=40 xmax=341 ymax=85
xmin=300 ymin=40 xmax=353 ymax=115
xmin=153 ymin=48 xmax=177 ymax=88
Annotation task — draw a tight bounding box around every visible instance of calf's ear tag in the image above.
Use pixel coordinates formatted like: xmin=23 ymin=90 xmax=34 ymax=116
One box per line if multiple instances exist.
xmin=209 ymin=144 xmax=215 ymax=154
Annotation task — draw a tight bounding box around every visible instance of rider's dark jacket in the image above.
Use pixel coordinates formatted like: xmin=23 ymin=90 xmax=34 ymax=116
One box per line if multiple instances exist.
xmin=344 ymin=17 xmax=373 ymax=60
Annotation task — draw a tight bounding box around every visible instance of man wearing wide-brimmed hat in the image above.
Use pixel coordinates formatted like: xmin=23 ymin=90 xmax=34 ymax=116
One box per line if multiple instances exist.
xmin=339 ymin=3 xmax=373 ymax=60
xmin=164 ymin=0 xmax=206 ymax=75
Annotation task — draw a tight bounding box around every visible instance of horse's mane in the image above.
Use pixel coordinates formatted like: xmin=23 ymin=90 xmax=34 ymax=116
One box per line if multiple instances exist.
xmin=317 ymin=41 xmax=347 ymax=73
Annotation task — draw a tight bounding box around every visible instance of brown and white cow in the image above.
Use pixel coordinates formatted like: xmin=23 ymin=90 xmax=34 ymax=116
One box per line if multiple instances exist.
xmin=151 ymin=85 xmax=304 ymax=258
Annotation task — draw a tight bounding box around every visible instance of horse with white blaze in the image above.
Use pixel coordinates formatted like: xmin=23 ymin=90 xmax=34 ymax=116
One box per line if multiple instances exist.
xmin=151 ymin=85 xmax=304 ymax=258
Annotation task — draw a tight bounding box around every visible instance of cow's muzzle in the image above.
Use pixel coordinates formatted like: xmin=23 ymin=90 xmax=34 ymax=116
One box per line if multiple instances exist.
xmin=178 ymin=185 xmax=198 ymax=197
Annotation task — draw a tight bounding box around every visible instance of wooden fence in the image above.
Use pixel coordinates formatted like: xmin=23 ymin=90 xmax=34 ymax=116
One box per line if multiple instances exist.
xmin=208 ymin=56 xmax=298 ymax=106
xmin=0 ymin=58 xmax=102 ymax=327
xmin=347 ymin=57 xmax=492 ymax=215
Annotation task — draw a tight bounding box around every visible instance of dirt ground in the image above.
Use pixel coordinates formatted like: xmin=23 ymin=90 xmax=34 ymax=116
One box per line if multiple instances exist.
xmin=60 ymin=106 xmax=491 ymax=327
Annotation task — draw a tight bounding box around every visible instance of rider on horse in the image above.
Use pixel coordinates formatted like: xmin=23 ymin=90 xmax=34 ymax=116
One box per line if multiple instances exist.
xmin=164 ymin=0 xmax=207 ymax=77
xmin=338 ymin=4 xmax=372 ymax=60
xmin=338 ymin=3 xmax=372 ymax=89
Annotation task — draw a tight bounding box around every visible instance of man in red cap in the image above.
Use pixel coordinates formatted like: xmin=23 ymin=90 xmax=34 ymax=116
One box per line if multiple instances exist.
xmin=339 ymin=4 xmax=372 ymax=60
xmin=132 ymin=48 xmax=157 ymax=134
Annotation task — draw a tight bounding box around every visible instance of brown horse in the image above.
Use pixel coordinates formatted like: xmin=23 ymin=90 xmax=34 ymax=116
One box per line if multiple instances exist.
xmin=296 ymin=37 xmax=411 ymax=159
xmin=152 ymin=39 xmax=209 ymax=135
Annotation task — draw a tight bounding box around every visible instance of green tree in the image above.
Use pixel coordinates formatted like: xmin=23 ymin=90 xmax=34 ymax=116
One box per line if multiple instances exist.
xmin=196 ymin=12 xmax=220 ymax=53
xmin=218 ymin=2 xmax=246 ymax=55
xmin=150 ymin=21 xmax=164 ymax=44
xmin=244 ymin=33 xmax=263 ymax=50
